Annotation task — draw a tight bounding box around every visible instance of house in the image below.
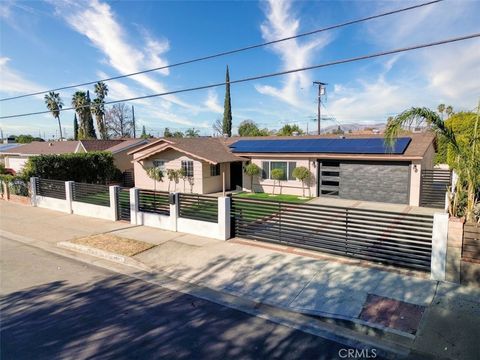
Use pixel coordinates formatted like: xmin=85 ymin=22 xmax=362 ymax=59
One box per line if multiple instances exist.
xmin=0 ymin=139 xmax=148 ymax=177
xmin=131 ymin=133 xmax=436 ymax=206
xmin=229 ymin=133 xmax=436 ymax=206
xmin=130 ymin=138 xmax=246 ymax=193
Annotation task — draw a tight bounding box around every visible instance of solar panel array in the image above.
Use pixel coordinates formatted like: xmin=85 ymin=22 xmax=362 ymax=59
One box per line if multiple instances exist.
xmin=229 ymin=137 xmax=411 ymax=154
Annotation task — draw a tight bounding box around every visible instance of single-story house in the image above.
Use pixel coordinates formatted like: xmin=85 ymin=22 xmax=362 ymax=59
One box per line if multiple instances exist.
xmin=130 ymin=138 xmax=246 ymax=194
xmin=0 ymin=139 xmax=148 ymax=176
xmin=130 ymin=133 xmax=436 ymax=206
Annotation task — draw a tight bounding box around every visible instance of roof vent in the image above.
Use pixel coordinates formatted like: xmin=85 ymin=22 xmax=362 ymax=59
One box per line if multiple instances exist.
xmin=48 ymin=142 xmax=53 ymax=146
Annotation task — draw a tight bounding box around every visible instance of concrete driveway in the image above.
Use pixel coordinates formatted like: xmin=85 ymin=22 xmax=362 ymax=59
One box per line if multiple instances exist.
xmin=307 ymin=197 xmax=440 ymax=215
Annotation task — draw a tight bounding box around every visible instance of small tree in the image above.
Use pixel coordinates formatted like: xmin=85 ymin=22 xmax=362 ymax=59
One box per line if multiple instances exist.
xmin=185 ymin=128 xmax=200 ymax=137
xmin=145 ymin=167 xmax=164 ymax=193
xmin=292 ymin=166 xmax=311 ymax=198
xmin=271 ymin=168 xmax=284 ymax=195
xmin=167 ymin=169 xmax=180 ymax=192
xmin=178 ymin=168 xmax=187 ymax=192
xmin=244 ymin=163 xmax=261 ymax=193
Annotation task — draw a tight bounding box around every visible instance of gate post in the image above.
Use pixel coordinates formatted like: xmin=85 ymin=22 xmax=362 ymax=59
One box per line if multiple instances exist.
xmin=431 ymin=212 xmax=449 ymax=281
xmin=218 ymin=196 xmax=231 ymax=240
xmin=129 ymin=187 xmax=139 ymax=225
xmin=65 ymin=181 xmax=74 ymax=214
xmin=30 ymin=177 xmax=38 ymax=206
xmin=170 ymin=192 xmax=178 ymax=232
xmin=110 ymin=185 xmax=119 ymax=221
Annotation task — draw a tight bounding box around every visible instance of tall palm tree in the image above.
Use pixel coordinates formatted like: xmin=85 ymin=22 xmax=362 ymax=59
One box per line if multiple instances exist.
xmin=93 ymin=82 xmax=109 ymax=139
xmin=71 ymin=91 xmax=88 ymax=139
xmin=44 ymin=91 xmax=64 ymax=140
xmin=385 ymin=107 xmax=479 ymax=222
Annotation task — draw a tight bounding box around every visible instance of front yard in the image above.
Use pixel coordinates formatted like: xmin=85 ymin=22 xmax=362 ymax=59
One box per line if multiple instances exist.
xmin=233 ymin=192 xmax=312 ymax=204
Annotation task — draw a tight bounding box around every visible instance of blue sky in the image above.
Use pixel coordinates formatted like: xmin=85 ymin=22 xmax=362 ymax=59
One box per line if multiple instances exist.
xmin=0 ymin=0 xmax=479 ymax=138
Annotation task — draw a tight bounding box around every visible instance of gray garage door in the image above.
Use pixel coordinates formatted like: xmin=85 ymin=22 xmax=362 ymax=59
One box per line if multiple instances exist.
xmin=318 ymin=160 xmax=410 ymax=204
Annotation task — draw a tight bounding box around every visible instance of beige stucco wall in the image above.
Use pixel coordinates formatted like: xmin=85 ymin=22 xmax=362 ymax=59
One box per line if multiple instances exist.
xmin=409 ymin=142 xmax=436 ymax=206
xmin=242 ymin=157 xmax=317 ymax=197
xmin=133 ymin=148 xmax=231 ymax=194
xmin=113 ymin=149 xmax=135 ymax=173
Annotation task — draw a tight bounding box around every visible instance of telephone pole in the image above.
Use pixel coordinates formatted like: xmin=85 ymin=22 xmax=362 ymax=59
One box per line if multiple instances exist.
xmin=313 ymin=81 xmax=327 ymax=135
xmin=132 ymin=105 xmax=136 ymax=138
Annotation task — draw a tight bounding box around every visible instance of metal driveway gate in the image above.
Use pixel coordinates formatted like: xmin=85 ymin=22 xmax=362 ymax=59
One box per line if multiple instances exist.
xmin=231 ymin=198 xmax=434 ymax=271
xmin=116 ymin=187 xmax=131 ymax=221
xmin=420 ymin=169 xmax=452 ymax=208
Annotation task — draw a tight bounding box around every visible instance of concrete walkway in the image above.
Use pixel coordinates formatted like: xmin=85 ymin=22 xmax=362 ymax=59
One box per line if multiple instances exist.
xmin=3 ymin=201 xmax=480 ymax=358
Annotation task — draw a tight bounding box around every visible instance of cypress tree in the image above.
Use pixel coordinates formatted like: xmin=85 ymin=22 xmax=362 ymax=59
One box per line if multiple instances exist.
xmin=73 ymin=114 xmax=79 ymax=140
xmin=85 ymin=90 xmax=97 ymax=139
xmin=222 ymin=65 xmax=232 ymax=137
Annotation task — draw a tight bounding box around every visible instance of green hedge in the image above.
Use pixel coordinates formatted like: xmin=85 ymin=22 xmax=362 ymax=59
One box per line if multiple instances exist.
xmin=22 ymin=152 xmax=122 ymax=184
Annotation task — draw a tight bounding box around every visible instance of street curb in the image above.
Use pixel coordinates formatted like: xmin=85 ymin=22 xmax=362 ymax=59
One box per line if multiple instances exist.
xmin=57 ymin=241 xmax=152 ymax=272
xmin=1 ymin=229 xmax=413 ymax=358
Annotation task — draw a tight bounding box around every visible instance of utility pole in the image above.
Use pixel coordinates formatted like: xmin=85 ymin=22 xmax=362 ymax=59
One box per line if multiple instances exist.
xmin=313 ymin=81 xmax=327 ymax=135
xmin=132 ymin=105 xmax=136 ymax=138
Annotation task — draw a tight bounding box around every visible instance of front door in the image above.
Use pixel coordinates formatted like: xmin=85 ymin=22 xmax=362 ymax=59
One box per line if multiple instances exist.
xmin=230 ymin=162 xmax=243 ymax=190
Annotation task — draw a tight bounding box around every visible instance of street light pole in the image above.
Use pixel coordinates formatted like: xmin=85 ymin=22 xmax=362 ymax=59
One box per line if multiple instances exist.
xmin=313 ymin=81 xmax=327 ymax=135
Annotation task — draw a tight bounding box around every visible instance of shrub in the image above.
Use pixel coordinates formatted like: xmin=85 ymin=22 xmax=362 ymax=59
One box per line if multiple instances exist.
xmin=292 ymin=166 xmax=312 ymax=197
xmin=22 ymin=152 xmax=121 ymax=184
xmin=244 ymin=163 xmax=261 ymax=193
xmin=271 ymin=168 xmax=284 ymax=195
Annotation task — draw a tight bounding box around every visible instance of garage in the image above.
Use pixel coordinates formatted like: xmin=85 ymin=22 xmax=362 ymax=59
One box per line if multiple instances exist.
xmin=318 ymin=160 xmax=410 ymax=204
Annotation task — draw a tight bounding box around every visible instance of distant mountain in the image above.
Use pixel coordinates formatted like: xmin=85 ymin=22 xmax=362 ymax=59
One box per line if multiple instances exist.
xmin=311 ymin=123 xmax=387 ymax=134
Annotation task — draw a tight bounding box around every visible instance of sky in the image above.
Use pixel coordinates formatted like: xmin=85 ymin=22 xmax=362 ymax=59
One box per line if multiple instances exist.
xmin=0 ymin=0 xmax=479 ymax=139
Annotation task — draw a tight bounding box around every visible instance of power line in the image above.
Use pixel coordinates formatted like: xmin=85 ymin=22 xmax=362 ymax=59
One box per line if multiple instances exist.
xmin=1 ymin=32 xmax=478 ymax=120
xmin=0 ymin=0 xmax=443 ymax=102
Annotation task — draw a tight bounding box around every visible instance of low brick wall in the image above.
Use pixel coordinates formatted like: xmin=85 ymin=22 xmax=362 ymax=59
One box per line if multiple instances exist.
xmin=461 ymin=223 xmax=480 ymax=287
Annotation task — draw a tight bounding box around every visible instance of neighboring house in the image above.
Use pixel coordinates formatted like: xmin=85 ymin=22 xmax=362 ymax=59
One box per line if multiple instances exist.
xmin=130 ymin=138 xmax=245 ymax=193
xmin=131 ymin=133 xmax=435 ymax=206
xmin=0 ymin=143 xmax=21 ymax=167
xmin=228 ymin=133 xmax=436 ymax=206
xmin=0 ymin=139 xmax=148 ymax=176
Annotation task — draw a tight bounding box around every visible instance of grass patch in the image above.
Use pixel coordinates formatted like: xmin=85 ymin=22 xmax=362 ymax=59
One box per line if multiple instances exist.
xmin=71 ymin=234 xmax=154 ymax=256
xmin=234 ymin=192 xmax=312 ymax=203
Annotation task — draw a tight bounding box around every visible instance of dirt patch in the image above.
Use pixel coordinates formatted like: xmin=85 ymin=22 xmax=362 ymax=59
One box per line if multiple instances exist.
xmin=71 ymin=234 xmax=155 ymax=257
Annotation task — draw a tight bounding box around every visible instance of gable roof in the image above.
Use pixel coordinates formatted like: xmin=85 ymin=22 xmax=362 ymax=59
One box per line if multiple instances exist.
xmin=132 ymin=138 xmax=245 ymax=164
xmin=106 ymin=139 xmax=149 ymax=154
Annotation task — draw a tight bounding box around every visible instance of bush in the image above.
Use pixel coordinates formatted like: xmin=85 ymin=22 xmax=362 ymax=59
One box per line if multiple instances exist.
xmin=22 ymin=152 xmax=122 ymax=184
xmin=0 ymin=174 xmax=29 ymax=196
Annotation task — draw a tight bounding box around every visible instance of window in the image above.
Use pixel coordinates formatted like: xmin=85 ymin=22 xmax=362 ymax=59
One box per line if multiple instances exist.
xmin=210 ymin=163 xmax=220 ymax=177
xmin=261 ymin=161 xmax=297 ymax=180
xmin=261 ymin=161 xmax=270 ymax=179
xmin=181 ymin=160 xmax=194 ymax=177
xmin=271 ymin=162 xmax=288 ymax=180
xmin=152 ymin=160 xmax=165 ymax=172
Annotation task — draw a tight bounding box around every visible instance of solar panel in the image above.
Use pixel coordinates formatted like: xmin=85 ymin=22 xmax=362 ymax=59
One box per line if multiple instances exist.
xmin=229 ymin=137 xmax=411 ymax=154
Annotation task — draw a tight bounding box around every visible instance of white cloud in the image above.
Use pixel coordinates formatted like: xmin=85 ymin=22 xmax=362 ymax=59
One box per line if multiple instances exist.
xmin=51 ymin=0 xmax=193 ymax=109
xmin=204 ymin=89 xmax=223 ymax=114
xmin=255 ymin=0 xmax=332 ymax=107
xmin=0 ymin=57 xmax=44 ymax=95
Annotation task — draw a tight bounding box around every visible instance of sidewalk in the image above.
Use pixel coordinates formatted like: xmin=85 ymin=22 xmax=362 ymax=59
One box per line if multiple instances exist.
xmin=2 ymin=201 xmax=479 ymax=358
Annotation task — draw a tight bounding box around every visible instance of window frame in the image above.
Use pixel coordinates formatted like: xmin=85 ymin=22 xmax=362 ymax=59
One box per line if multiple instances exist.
xmin=210 ymin=163 xmax=221 ymax=177
xmin=181 ymin=160 xmax=194 ymax=177
xmin=261 ymin=161 xmax=297 ymax=181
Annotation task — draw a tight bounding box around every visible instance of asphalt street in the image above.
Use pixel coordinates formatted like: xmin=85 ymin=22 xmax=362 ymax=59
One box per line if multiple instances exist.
xmin=0 ymin=236 xmax=379 ymax=360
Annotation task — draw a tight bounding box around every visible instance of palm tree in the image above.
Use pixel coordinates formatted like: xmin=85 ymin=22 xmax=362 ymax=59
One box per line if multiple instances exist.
xmin=446 ymin=105 xmax=454 ymax=119
xmin=93 ymin=82 xmax=109 ymax=139
xmin=385 ymin=106 xmax=479 ymax=222
xmin=437 ymin=103 xmax=445 ymax=120
xmin=44 ymin=91 xmax=64 ymax=140
xmin=72 ymin=91 xmax=88 ymax=139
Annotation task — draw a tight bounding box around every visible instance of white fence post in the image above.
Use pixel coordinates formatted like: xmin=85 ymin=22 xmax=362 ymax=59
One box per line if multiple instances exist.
xmin=170 ymin=192 xmax=178 ymax=232
xmin=218 ymin=196 xmax=231 ymax=240
xmin=109 ymin=185 xmax=119 ymax=221
xmin=30 ymin=177 xmax=38 ymax=206
xmin=130 ymin=187 xmax=139 ymax=225
xmin=65 ymin=181 xmax=74 ymax=214
xmin=431 ymin=212 xmax=449 ymax=281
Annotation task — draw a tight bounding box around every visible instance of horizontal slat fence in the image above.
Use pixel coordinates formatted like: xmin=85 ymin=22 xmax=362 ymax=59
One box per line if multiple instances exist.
xmin=138 ymin=189 xmax=170 ymax=215
xmin=72 ymin=182 xmax=110 ymax=207
xmin=462 ymin=223 xmax=480 ymax=261
xmin=36 ymin=178 xmax=66 ymax=200
xmin=178 ymin=193 xmax=218 ymax=223
xmin=420 ymin=169 xmax=451 ymax=208
xmin=232 ymin=198 xmax=434 ymax=271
